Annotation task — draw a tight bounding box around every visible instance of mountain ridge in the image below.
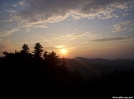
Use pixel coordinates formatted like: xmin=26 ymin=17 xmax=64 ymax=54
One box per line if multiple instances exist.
xmin=63 ymin=57 xmax=134 ymax=78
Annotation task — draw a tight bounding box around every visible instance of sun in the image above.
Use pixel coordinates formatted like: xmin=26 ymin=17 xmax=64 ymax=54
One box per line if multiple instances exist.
xmin=61 ymin=49 xmax=67 ymax=54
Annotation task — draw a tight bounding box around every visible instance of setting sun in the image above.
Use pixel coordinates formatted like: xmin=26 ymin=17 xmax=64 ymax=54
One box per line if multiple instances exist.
xmin=61 ymin=49 xmax=67 ymax=54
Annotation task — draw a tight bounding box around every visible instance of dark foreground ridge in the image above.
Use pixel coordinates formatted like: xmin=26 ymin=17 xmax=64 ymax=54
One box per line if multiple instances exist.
xmin=0 ymin=43 xmax=134 ymax=98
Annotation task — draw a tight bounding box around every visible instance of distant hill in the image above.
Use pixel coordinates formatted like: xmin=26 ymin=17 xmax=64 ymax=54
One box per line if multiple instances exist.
xmin=64 ymin=57 xmax=134 ymax=78
xmin=75 ymin=57 xmax=134 ymax=66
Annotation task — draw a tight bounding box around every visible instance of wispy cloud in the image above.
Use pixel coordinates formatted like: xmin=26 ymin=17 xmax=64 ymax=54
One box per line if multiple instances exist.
xmin=0 ymin=28 xmax=20 ymax=37
xmin=18 ymin=0 xmax=27 ymax=7
xmin=55 ymin=45 xmax=65 ymax=48
xmin=53 ymin=32 xmax=100 ymax=40
xmin=90 ymin=37 xmax=133 ymax=42
xmin=1 ymin=0 xmax=134 ymax=35
xmin=112 ymin=21 xmax=134 ymax=33
xmin=5 ymin=0 xmax=134 ymax=29
xmin=13 ymin=4 xmax=17 ymax=7
xmin=53 ymin=38 xmax=61 ymax=40
xmin=39 ymin=45 xmax=75 ymax=51
xmin=0 ymin=39 xmax=11 ymax=43
xmin=34 ymin=25 xmax=48 ymax=28
xmin=122 ymin=13 xmax=129 ymax=16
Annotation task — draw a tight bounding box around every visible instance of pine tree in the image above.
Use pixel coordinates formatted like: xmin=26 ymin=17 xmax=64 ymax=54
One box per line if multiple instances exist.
xmin=46 ymin=51 xmax=60 ymax=65
xmin=20 ymin=44 xmax=29 ymax=54
xmin=33 ymin=43 xmax=44 ymax=58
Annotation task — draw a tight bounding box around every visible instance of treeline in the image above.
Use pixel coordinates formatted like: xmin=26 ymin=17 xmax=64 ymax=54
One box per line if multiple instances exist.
xmin=0 ymin=43 xmax=134 ymax=98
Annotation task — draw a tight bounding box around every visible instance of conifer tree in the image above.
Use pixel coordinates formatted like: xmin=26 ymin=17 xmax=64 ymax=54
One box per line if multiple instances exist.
xmin=20 ymin=44 xmax=29 ymax=54
xmin=33 ymin=43 xmax=44 ymax=58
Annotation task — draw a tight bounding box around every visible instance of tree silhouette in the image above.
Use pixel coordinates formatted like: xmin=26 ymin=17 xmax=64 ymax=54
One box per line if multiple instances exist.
xmin=20 ymin=44 xmax=30 ymax=54
xmin=44 ymin=51 xmax=60 ymax=65
xmin=0 ymin=42 xmax=133 ymax=98
xmin=3 ymin=51 xmax=8 ymax=56
xmin=43 ymin=51 xmax=61 ymax=79
xmin=33 ymin=43 xmax=44 ymax=59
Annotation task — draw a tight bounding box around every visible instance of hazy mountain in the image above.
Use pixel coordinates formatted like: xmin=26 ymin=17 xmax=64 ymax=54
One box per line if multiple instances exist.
xmin=75 ymin=57 xmax=134 ymax=66
xmin=64 ymin=57 xmax=134 ymax=78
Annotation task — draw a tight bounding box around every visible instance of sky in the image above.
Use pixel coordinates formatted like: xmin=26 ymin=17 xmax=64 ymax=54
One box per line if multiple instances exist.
xmin=0 ymin=0 xmax=134 ymax=59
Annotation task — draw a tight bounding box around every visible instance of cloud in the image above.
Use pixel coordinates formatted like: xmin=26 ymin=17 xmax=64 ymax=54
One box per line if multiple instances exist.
xmin=55 ymin=45 xmax=65 ymax=48
xmin=18 ymin=1 xmax=27 ymax=7
xmin=122 ymin=13 xmax=129 ymax=16
xmin=53 ymin=38 xmax=61 ymax=40
xmin=8 ymin=0 xmax=134 ymax=27
xmin=13 ymin=4 xmax=17 ymax=7
xmin=0 ymin=39 xmax=11 ymax=43
xmin=56 ymin=33 xmax=82 ymax=40
xmin=4 ymin=9 xmax=17 ymax=14
xmin=34 ymin=45 xmax=65 ymax=50
xmin=0 ymin=28 xmax=20 ymax=37
xmin=112 ymin=21 xmax=134 ymax=33
xmin=34 ymin=25 xmax=48 ymax=28
xmin=90 ymin=37 xmax=133 ymax=42
xmin=55 ymin=32 xmax=100 ymax=40
xmin=66 ymin=47 xmax=75 ymax=50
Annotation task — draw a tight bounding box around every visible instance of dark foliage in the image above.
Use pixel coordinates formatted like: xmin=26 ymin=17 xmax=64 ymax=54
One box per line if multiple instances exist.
xmin=0 ymin=43 xmax=134 ymax=98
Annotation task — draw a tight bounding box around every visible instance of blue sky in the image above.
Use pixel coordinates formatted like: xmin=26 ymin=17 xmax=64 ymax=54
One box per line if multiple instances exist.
xmin=0 ymin=0 xmax=134 ymax=59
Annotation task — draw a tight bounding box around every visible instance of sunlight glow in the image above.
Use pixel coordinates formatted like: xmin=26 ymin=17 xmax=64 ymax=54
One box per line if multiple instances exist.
xmin=61 ymin=49 xmax=67 ymax=54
